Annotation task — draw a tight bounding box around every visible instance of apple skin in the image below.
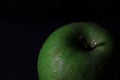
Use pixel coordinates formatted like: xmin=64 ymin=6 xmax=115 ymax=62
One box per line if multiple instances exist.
xmin=37 ymin=22 xmax=115 ymax=80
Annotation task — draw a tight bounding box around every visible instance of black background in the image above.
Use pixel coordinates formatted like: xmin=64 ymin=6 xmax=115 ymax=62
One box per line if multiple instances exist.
xmin=0 ymin=0 xmax=120 ymax=80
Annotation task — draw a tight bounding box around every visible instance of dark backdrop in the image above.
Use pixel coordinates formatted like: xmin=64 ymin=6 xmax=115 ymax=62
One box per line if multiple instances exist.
xmin=0 ymin=0 xmax=120 ymax=80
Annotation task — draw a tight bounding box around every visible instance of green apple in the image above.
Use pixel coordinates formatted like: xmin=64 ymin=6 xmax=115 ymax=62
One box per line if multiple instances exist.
xmin=37 ymin=22 xmax=115 ymax=80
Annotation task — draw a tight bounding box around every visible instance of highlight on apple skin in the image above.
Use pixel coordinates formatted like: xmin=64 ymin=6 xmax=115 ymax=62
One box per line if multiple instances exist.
xmin=37 ymin=22 xmax=115 ymax=80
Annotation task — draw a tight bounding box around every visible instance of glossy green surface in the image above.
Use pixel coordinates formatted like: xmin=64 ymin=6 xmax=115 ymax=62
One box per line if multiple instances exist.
xmin=37 ymin=22 xmax=115 ymax=80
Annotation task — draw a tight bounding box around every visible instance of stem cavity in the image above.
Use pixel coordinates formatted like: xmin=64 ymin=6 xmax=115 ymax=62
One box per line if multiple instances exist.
xmin=78 ymin=35 xmax=105 ymax=51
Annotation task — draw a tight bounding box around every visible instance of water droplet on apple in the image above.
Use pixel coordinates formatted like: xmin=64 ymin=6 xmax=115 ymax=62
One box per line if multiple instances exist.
xmin=94 ymin=42 xmax=97 ymax=45
xmin=53 ymin=69 xmax=56 ymax=73
xmin=55 ymin=61 xmax=59 ymax=66
xmin=70 ymin=69 xmax=72 ymax=72
xmin=93 ymin=40 xmax=97 ymax=45
xmin=58 ymin=57 xmax=61 ymax=61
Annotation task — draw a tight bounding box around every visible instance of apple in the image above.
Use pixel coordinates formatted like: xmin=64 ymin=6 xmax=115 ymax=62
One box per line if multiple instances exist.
xmin=37 ymin=22 xmax=115 ymax=80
